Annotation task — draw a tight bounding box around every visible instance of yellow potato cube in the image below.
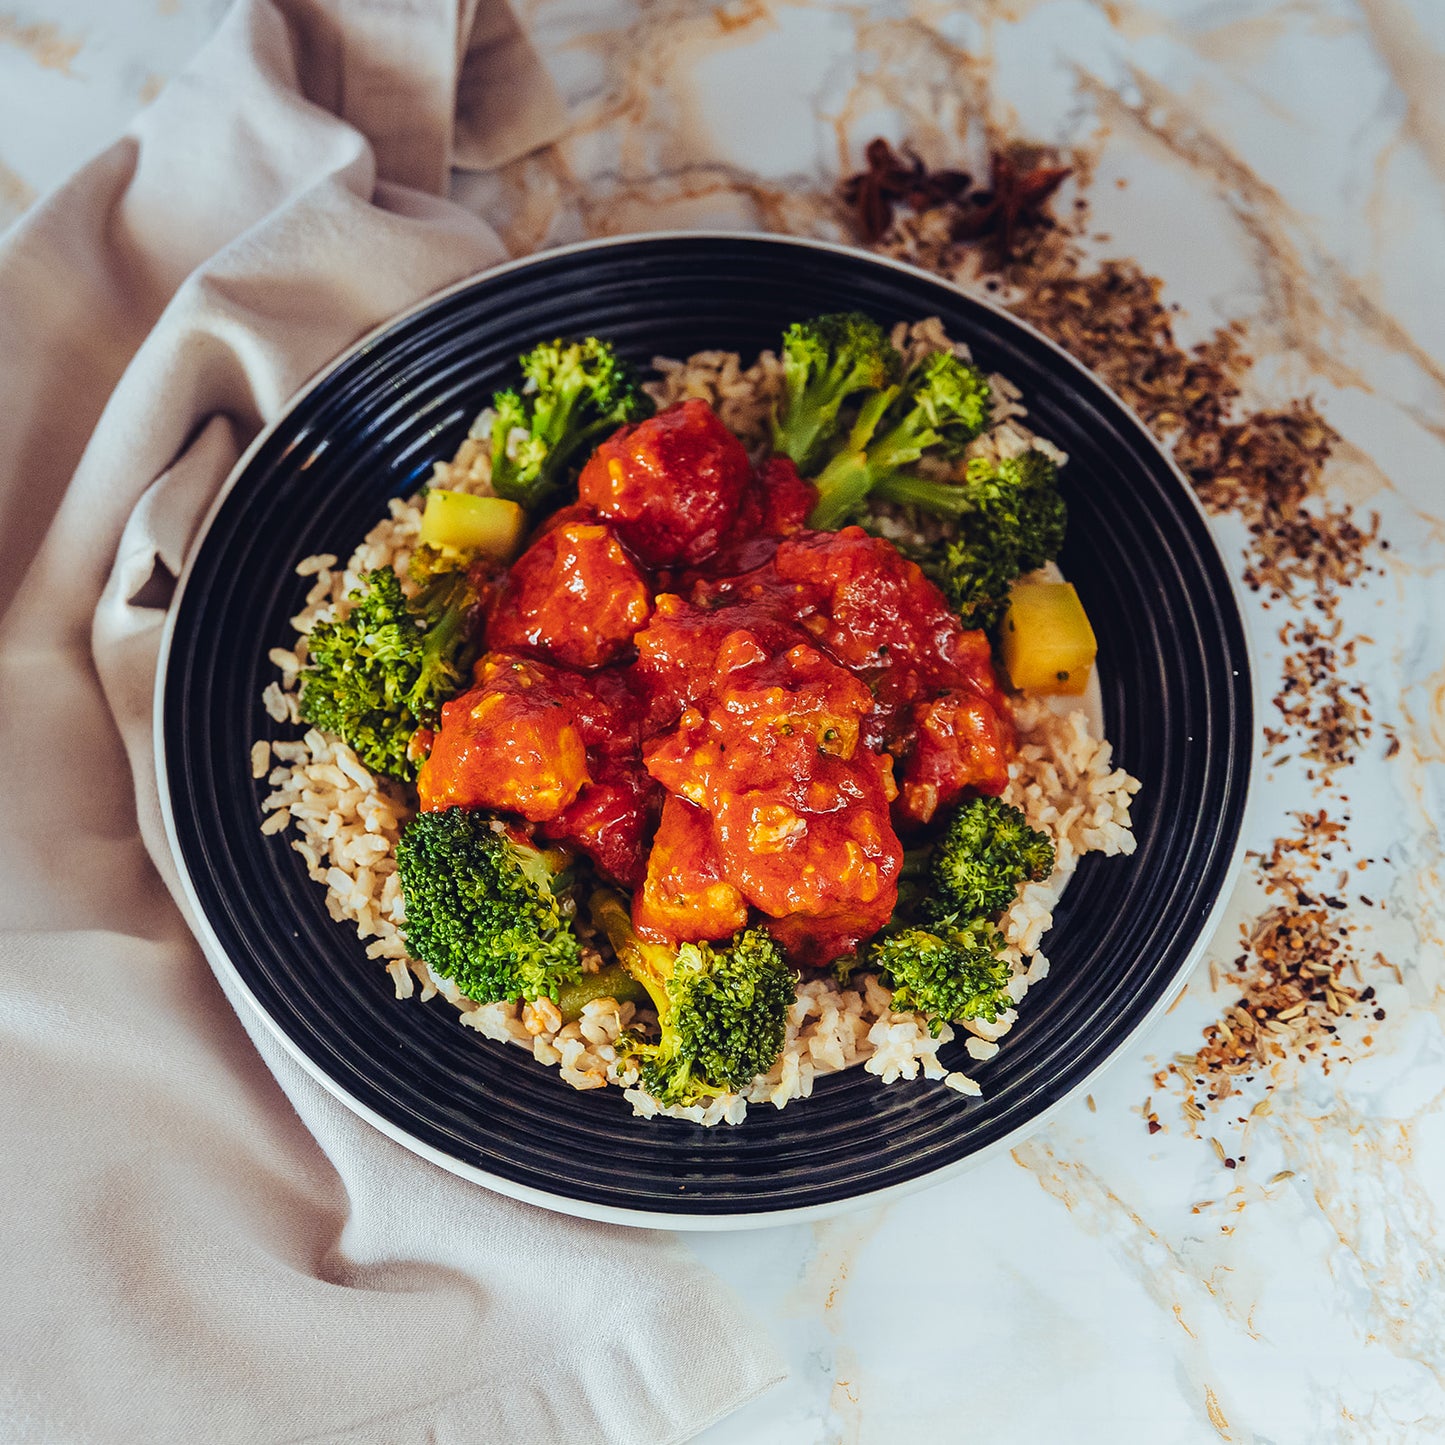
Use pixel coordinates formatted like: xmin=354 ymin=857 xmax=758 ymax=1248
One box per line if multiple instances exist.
xmin=1001 ymin=580 xmax=1098 ymax=695
xmin=419 ymin=489 xmax=526 ymax=561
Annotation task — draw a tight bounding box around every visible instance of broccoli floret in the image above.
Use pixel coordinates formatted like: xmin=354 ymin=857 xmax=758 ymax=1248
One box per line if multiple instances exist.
xmin=298 ymin=564 xmax=480 ymax=780
xmin=395 ymin=807 xmax=583 ymax=1005
xmin=874 ymin=450 xmax=1066 ymax=631
xmin=870 ymin=919 xmax=1013 ymax=1034
xmin=1002 ymin=449 xmax=1069 ymax=574
xmin=941 ymin=452 xmax=1066 ymax=629
xmin=869 ymin=798 xmax=1052 ymax=1035
xmin=931 ymin=796 xmax=1055 ymax=920
xmin=591 ymin=891 xmax=794 ymax=1107
xmin=770 ymin=312 xmax=902 ymax=474
xmin=804 ymin=349 xmax=992 ymax=529
xmin=489 ymin=336 xmax=653 ymax=511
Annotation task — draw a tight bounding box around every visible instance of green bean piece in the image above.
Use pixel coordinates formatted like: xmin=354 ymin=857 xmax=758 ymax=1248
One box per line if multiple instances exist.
xmin=556 ymin=963 xmax=650 ymax=1022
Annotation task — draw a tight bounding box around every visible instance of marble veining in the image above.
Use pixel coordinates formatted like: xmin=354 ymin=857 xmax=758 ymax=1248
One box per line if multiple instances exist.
xmin=6 ymin=1 xmax=1445 ymax=1440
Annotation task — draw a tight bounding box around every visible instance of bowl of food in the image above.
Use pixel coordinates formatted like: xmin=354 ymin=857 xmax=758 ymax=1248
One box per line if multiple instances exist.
xmin=157 ymin=233 xmax=1252 ymax=1226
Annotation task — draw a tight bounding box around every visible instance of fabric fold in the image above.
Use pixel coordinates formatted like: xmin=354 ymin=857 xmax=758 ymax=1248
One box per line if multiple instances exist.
xmin=0 ymin=2 xmax=784 ymax=1441
xmin=454 ymin=0 xmax=572 ymax=171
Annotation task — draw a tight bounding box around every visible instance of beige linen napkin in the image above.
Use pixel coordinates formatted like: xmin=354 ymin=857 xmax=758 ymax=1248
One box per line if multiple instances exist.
xmin=0 ymin=2 xmax=783 ymax=1441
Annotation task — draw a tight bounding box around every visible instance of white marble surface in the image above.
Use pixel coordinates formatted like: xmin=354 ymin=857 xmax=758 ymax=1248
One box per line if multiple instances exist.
xmin=7 ymin=1 xmax=1445 ymax=1441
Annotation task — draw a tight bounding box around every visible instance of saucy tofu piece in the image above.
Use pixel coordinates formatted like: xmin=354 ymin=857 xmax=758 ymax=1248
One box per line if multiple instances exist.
xmin=645 ymin=634 xmax=876 ymax=795
xmin=534 ymin=664 xmax=659 ymax=888
xmin=417 ymin=654 xmax=589 ymax=820
xmin=897 ymin=689 xmax=1013 ymax=824
xmin=695 ymin=455 xmax=818 ymax=577
xmin=542 ymin=756 xmax=658 ymax=890
xmin=689 ymin=526 xmax=973 ymax=703
xmin=693 ymin=525 xmax=1014 ymax=831
xmin=633 ymin=793 xmax=748 ymax=943
xmin=420 ymin=649 xmax=659 ymax=883
xmin=643 ymin=635 xmax=902 ymax=966
xmin=708 ymin=748 xmax=901 ymax=966
xmin=771 ymin=527 xmax=977 ymax=685
xmin=752 ymin=455 xmax=818 ymax=536
xmin=631 ymin=592 xmax=812 ymax=733
xmin=487 ymin=517 xmax=651 ymax=668
xmin=578 ymin=399 xmax=750 ymax=567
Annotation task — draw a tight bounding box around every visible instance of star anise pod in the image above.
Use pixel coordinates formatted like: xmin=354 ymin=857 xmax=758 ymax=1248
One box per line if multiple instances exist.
xmin=948 ymin=152 xmax=1072 ymax=256
xmin=840 ymin=138 xmax=973 ymax=242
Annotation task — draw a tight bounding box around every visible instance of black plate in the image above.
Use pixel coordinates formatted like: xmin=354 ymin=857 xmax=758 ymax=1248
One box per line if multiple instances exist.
xmin=159 ymin=234 xmax=1252 ymax=1226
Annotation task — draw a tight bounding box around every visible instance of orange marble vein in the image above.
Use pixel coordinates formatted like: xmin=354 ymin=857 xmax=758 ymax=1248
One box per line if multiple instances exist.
xmin=0 ymin=14 xmax=83 ymax=74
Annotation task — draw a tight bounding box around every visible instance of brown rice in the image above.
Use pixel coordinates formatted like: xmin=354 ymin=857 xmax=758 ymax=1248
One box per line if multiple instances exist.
xmin=255 ymin=322 xmax=1140 ymax=1124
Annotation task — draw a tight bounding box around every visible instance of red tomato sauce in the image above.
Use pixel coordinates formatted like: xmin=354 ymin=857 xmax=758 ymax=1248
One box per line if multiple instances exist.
xmin=415 ymin=400 xmax=1016 ymax=967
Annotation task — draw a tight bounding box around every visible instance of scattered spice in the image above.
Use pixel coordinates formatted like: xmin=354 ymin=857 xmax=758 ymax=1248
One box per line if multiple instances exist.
xmin=1265 ymin=619 xmax=1377 ymax=778
xmin=1157 ymin=812 xmax=1381 ymax=1124
xmin=837 ymin=137 xmax=1396 ymax=1140
xmin=1196 ymin=904 xmax=1366 ymax=1100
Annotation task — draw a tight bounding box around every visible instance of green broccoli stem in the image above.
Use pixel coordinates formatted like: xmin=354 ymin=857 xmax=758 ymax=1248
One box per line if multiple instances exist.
xmin=588 ymin=889 xmax=671 ymax=1017
xmin=555 ymin=963 xmax=650 ymax=1021
xmin=771 ymin=312 xmax=902 ymax=472
xmin=899 ymin=846 xmax=934 ymax=878
xmin=537 ymin=412 xmax=629 ymax=499
xmin=866 ymin=416 xmax=937 ymax=477
xmin=777 ymin=370 xmax=863 ymax=473
xmin=808 ymin=451 xmax=874 ymax=530
xmin=871 ymin=473 xmax=980 ymax=516
xmin=805 ymin=387 xmax=902 ymax=529
xmin=530 ymin=386 xmax=579 ymax=448
xmin=776 ymin=411 xmax=830 ymax=476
